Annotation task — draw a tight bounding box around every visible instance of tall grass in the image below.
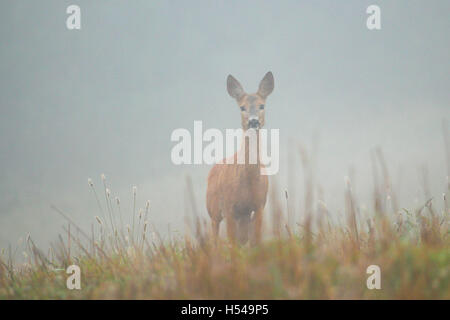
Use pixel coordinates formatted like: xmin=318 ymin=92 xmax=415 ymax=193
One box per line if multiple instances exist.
xmin=0 ymin=127 xmax=449 ymax=299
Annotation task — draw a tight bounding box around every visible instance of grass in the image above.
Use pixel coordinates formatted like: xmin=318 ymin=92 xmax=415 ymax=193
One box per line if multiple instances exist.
xmin=0 ymin=209 xmax=448 ymax=299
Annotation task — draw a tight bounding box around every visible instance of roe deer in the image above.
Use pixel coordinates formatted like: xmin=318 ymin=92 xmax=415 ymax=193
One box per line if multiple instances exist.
xmin=206 ymin=72 xmax=274 ymax=245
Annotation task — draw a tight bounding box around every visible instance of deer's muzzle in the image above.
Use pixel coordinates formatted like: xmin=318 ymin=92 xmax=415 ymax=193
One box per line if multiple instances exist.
xmin=248 ymin=118 xmax=260 ymax=129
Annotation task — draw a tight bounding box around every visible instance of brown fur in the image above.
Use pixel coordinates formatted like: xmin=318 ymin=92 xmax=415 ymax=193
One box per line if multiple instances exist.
xmin=206 ymin=72 xmax=274 ymax=245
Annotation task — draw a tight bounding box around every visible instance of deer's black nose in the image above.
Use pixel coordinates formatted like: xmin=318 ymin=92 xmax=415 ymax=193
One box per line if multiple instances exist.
xmin=248 ymin=119 xmax=260 ymax=128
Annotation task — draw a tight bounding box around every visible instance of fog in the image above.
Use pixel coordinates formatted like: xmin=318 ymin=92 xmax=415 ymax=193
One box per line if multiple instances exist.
xmin=0 ymin=1 xmax=449 ymax=249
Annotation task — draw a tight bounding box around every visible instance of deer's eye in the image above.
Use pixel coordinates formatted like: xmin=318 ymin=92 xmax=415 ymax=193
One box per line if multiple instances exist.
xmin=240 ymin=106 xmax=245 ymax=111
xmin=259 ymin=105 xmax=265 ymax=110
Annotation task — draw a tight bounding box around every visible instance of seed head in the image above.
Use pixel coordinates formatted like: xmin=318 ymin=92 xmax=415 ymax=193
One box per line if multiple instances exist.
xmin=318 ymin=200 xmax=328 ymax=210
xmin=95 ymin=216 xmax=103 ymax=225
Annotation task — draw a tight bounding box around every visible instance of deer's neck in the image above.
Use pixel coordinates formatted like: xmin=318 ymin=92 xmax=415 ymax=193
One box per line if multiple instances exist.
xmin=236 ymin=130 xmax=262 ymax=177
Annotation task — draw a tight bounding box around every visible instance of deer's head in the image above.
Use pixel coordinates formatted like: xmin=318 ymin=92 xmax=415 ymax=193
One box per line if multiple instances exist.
xmin=227 ymin=72 xmax=274 ymax=131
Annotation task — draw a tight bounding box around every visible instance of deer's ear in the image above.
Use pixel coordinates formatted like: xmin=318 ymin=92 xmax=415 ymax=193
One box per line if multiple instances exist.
xmin=227 ymin=75 xmax=245 ymax=101
xmin=257 ymin=71 xmax=274 ymax=99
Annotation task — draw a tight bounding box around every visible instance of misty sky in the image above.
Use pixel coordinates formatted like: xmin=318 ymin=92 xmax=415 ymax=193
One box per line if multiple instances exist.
xmin=0 ymin=1 xmax=449 ymax=249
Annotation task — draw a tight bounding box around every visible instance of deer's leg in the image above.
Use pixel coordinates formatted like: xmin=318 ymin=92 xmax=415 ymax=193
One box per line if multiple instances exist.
xmin=237 ymin=215 xmax=250 ymax=245
xmin=250 ymin=208 xmax=264 ymax=246
xmin=225 ymin=211 xmax=237 ymax=244
xmin=211 ymin=217 xmax=221 ymax=240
